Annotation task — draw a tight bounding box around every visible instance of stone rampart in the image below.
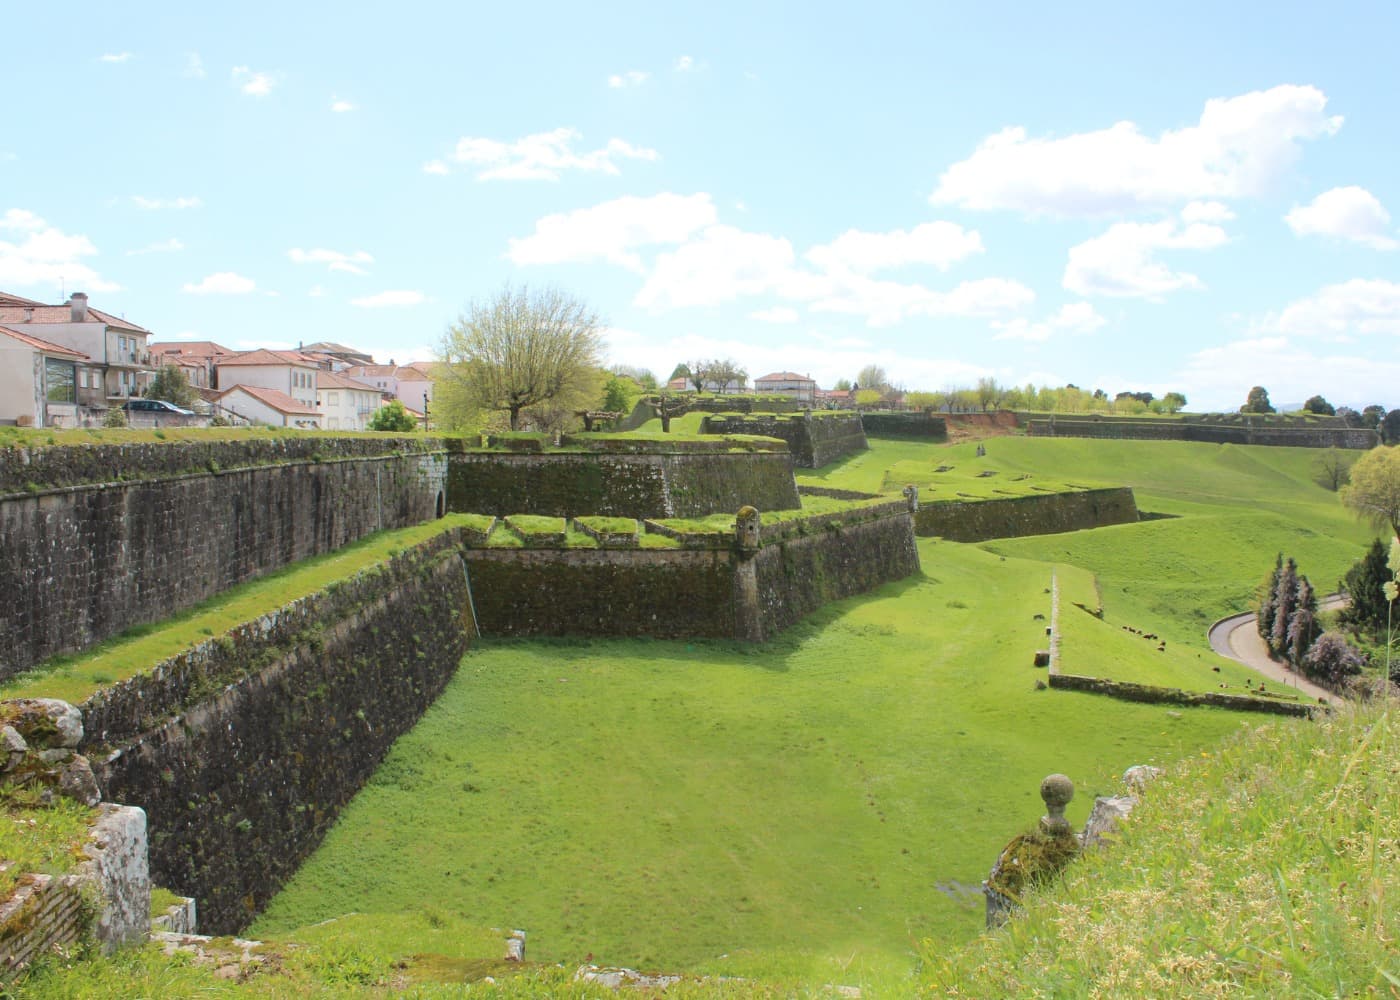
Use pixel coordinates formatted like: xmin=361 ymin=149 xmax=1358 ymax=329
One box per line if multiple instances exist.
xmin=859 ymin=412 xmax=948 ymax=440
xmin=700 ymin=413 xmax=867 ymax=468
xmin=1025 ymin=417 xmax=1377 ymax=449
xmin=914 ymin=487 xmax=1139 ymax=542
xmin=87 ymin=533 xmax=473 ymax=934
xmin=0 ymin=445 xmax=448 ymax=679
xmin=447 ymin=448 xmax=801 ymax=518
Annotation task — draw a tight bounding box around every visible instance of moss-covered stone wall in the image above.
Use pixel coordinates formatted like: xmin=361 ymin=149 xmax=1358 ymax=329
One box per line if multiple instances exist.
xmin=913 ymin=487 xmax=1139 ymax=542
xmin=447 ymin=450 xmax=801 ymax=518
xmin=859 ymin=412 xmax=949 ymax=440
xmin=87 ymin=532 xmax=472 ymax=934
xmin=0 ymin=448 xmax=448 ymax=680
xmin=700 ymin=413 xmax=867 ymax=468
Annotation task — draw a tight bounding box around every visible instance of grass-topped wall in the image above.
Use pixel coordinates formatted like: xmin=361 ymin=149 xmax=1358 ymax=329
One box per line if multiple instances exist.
xmin=0 ymin=442 xmax=448 ymax=680
xmin=859 ymin=412 xmax=949 ymax=440
xmin=914 ymin=487 xmax=1139 ymax=541
xmin=1024 ymin=413 xmax=1377 ymax=449
xmin=447 ymin=439 xmax=801 ymax=519
xmin=700 ymin=412 xmax=868 ymax=468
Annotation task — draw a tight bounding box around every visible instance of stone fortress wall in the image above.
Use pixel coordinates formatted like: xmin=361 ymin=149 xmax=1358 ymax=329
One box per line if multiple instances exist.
xmin=698 ymin=412 xmax=868 ymax=468
xmin=1023 ymin=413 xmax=1378 ymax=449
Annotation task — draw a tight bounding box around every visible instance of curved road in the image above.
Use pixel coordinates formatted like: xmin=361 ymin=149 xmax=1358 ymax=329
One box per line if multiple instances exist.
xmin=1206 ymin=596 xmax=1347 ymax=704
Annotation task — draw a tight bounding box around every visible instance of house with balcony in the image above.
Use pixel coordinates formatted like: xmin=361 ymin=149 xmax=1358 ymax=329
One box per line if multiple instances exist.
xmin=317 ymin=370 xmax=383 ymax=430
xmin=754 ymin=371 xmax=817 ymax=404
xmin=0 ymin=291 xmax=155 ymax=417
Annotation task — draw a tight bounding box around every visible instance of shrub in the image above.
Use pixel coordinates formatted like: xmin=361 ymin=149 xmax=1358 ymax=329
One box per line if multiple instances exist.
xmin=102 ymin=407 xmax=128 ymax=428
xmin=1301 ymin=632 xmax=1367 ymax=688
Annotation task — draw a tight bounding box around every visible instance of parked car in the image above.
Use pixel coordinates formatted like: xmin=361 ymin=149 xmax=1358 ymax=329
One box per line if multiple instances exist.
xmin=123 ymin=398 xmax=195 ymax=416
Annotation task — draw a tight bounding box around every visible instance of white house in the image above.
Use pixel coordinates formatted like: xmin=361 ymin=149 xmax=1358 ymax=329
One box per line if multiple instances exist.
xmin=0 ymin=291 xmax=155 ymax=412
xmin=754 ymin=371 xmax=817 ymax=404
xmin=214 ymin=384 xmax=321 ymax=428
xmin=0 ymin=324 xmax=101 ymax=428
xmin=316 ymin=370 xmax=383 ymax=430
xmin=149 ymin=340 xmax=236 ymax=389
xmin=215 ymin=349 xmax=320 ymax=410
xmin=344 ymin=361 xmax=435 ymax=410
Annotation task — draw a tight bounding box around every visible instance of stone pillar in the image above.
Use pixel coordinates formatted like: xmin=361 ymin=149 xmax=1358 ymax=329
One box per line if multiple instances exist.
xmin=902 ymin=484 xmax=919 ymax=512
xmin=732 ymin=507 xmax=763 ymax=641
xmin=984 ymin=773 xmax=1079 ymax=929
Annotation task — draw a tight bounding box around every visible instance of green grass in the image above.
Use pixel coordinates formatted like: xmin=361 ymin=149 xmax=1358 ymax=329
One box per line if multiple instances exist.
xmin=0 ymin=425 xmax=435 ymax=448
xmin=574 ymin=516 xmax=640 ymax=534
xmin=251 ymin=540 xmax=1248 ymax=988
xmin=0 ymin=516 xmax=472 ymax=705
xmin=925 ymin=701 xmax=1400 ymax=997
xmin=0 ymin=794 xmax=94 ymax=898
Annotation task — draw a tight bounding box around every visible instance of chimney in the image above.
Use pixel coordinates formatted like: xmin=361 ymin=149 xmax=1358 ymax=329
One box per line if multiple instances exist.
xmin=70 ymin=292 xmax=89 ymax=322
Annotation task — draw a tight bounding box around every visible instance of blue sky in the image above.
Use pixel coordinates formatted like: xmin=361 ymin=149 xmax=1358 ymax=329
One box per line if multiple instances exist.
xmin=4 ymin=1 xmax=1399 ymax=411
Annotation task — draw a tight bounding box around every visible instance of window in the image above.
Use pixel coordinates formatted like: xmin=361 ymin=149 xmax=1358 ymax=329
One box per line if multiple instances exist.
xmin=327 ymin=391 xmax=339 ymax=405
xmin=44 ymin=358 xmax=75 ymax=403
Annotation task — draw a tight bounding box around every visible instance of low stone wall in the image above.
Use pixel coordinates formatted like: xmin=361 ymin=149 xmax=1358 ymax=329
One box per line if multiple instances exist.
xmin=859 ymin=412 xmax=948 ymax=440
xmin=914 ymin=488 xmax=1139 ymax=541
xmin=1047 ymin=671 xmax=1316 ymax=717
xmin=0 ymin=445 xmax=448 ymax=680
xmin=447 ymin=449 xmax=801 ymax=518
xmin=87 ymin=532 xmax=474 ymax=934
xmin=1025 ymin=416 xmax=1377 ymax=449
xmin=700 ymin=413 xmax=867 ymax=468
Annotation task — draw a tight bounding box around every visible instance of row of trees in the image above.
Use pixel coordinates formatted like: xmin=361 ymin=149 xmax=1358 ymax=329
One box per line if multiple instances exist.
xmin=1258 ymin=555 xmax=1321 ymax=668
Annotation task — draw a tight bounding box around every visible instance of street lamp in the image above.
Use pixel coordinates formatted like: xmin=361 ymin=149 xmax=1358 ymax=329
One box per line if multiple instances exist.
xmin=423 ymin=391 xmax=430 ymax=432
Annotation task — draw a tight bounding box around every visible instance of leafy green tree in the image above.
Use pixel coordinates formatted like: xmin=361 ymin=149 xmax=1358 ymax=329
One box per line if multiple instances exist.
xmin=976 ymin=376 xmax=1004 ymax=412
xmin=1340 ymin=446 xmax=1400 ymax=537
xmin=1336 ymin=406 xmax=1361 ymax=428
xmin=600 ymin=374 xmax=639 ymax=415
xmin=1361 ymin=405 xmax=1387 ymax=429
xmin=369 ymin=399 xmax=418 ymax=431
xmin=1160 ymin=391 xmax=1187 ymax=413
xmin=1287 ymin=577 xmax=1319 ymax=666
xmin=145 ymin=364 xmax=196 ymax=408
xmin=1339 ymin=538 xmax=1398 ymax=640
xmin=1242 ymin=386 xmax=1275 ymax=414
xmin=1383 ymin=409 xmax=1400 ymax=444
xmin=854 ymin=388 xmax=883 ymax=408
xmin=833 ymin=378 xmax=852 ymax=392
xmin=1270 ymin=557 xmax=1299 ymax=654
xmin=1258 ymin=553 xmax=1283 ymax=645
xmin=856 ymin=365 xmax=889 ymax=393
xmin=438 ymin=284 xmax=603 ymax=431
xmin=1301 ymin=633 xmax=1367 ymax=687
xmin=1303 ymin=395 xmax=1335 ymax=416
xmin=667 ymin=363 xmax=690 ymax=384
xmin=1314 ymin=448 xmax=1353 ymax=491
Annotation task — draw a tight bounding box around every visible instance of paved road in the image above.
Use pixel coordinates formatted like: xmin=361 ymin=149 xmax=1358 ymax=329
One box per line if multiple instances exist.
xmin=1206 ymin=597 xmax=1347 ymax=704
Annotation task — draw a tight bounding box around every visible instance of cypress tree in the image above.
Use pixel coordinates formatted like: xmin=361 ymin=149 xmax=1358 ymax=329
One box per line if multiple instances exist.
xmin=1271 ymin=558 xmax=1299 ymax=655
xmin=1287 ymin=576 xmax=1319 ymax=666
xmin=1258 ymin=552 xmax=1283 ymax=644
xmin=1339 ymin=538 xmax=1395 ymax=640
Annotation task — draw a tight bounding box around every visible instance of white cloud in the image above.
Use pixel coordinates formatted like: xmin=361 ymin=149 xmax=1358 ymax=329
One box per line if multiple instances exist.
xmin=1179 ymin=336 xmax=1400 ymax=411
xmin=1182 ymin=200 xmax=1236 ymax=224
xmin=232 ymin=66 xmax=277 ymax=97
xmin=507 ymin=193 xmax=717 ymax=272
xmin=308 ymin=285 xmax=325 ymax=298
xmin=287 ymin=247 xmax=374 ymax=275
xmin=0 ymin=152 xmax=15 ymax=162
xmin=636 ymin=225 xmax=808 ymax=310
xmin=183 ymin=272 xmax=256 ymax=295
xmin=422 ymin=160 xmax=450 ymax=176
xmin=933 ymin=84 xmax=1342 ymax=216
xmin=809 ymin=275 xmax=1035 ymax=327
xmin=992 ymin=301 xmax=1106 ymax=342
xmin=438 ymin=127 xmax=659 ymax=181
xmin=1264 ymin=278 xmax=1400 ymax=337
xmin=674 ymin=55 xmax=695 ymax=72
xmin=131 ymin=195 xmax=202 ymax=211
xmin=1284 ymin=186 xmax=1397 ymax=250
xmin=330 ymin=96 xmax=356 ymax=113
xmin=0 ymin=209 xmax=120 ymax=292
xmin=184 ymin=52 xmax=205 ymax=78
xmin=805 ymin=221 xmax=983 ymax=275
xmin=351 ymin=289 xmax=425 ymax=308
xmin=99 ymin=52 xmax=133 ymax=64
xmin=1064 ymin=219 xmax=1228 ymax=299
xmin=750 ymin=306 xmax=799 ymax=324
xmin=126 ymin=238 xmax=185 ymax=256
xmin=608 ymin=70 xmax=650 ymax=89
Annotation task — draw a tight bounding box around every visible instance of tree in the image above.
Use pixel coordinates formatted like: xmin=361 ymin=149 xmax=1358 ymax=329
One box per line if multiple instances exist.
xmin=976 ymin=376 xmax=1004 ymax=413
xmin=1337 ymin=406 xmax=1361 ymax=428
xmin=651 ymin=389 xmax=688 ymax=432
xmin=1242 ymin=386 xmax=1275 ymax=414
xmin=1301 ymin=633 xmax=1367 ymax=688
xmin=1286 ymin=576 xmax=1319 ymax=666
xmin=1382 ymin=409 xmax=1400 ymax=445
xmin=1258 ymin=553 xmax=1283 ymax=645
xmin=1339 ymin=538 xmax=1398 ymax=639
xmin=854 ymin=388 xmax=883 ymax=408
xmin=600 ymin=374 xmax=639 ymax=416
xmin=667 ymin=363 xmax=690 ymax=385
xmin=706 ymin=358 xmax=747 ymax=393
xmin=1270 ymin=558 xmax=1299 ymax=654
xmin=1314 ymin=448 xmax=1353 ymax=491
xmin=833 ymin=378 xmax=852 ymax=392
xmin=1340 ymin=446 xmax=1400 ymax=537
xmin=369 ymin=399 xmax=417 ymax=431
xmin=856 ymin=365 xmax=889 ymax=393
xmin=145 ymin=364 xmax=196 ymax=409
xmin=1303 ymin=395 xmax=1336 ymax=416
xmin=438 ymin=284 xmax=603 ymax=431
xmin=1361 ymin=404 xmax=1387 ymax=430
xmin=687 ymin=360 xmax=708 ymax=393
xmin=611 ymin=365 xmax=657 ymax=391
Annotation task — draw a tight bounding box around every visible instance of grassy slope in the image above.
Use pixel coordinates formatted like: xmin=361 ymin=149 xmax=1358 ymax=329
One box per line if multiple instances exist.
xmin=252 ymin=541 xmax=1246 ymax=987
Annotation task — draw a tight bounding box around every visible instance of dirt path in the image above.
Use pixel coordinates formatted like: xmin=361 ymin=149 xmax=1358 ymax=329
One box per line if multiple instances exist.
xmin=1205 ymin=597 xmax=1347 ymax=704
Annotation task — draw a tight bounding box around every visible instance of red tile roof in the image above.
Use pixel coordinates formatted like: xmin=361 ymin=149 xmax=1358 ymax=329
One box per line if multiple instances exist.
xmin=0 ymin=302 xmax=152 ymax=333
xmin=219 ymin=349 xmax=319 ymax=368
xmin=317 ymin=370 xmax=379 ymax=391
xmin=0 ymin=291 xmax=48 ymax=307
xmin=150 ymin=340 xmax=235 ymax=358
xmin=216 ymin=383 xmax=320 ymax=416
xmin=344 ymin=364 xmax=397 ymax=378
xmin=0 ymin=325 xmax=90 ymax=359
xmin=755 ymin=371 xmax=816 ymax=383
xmin=86 ymin=307 xmax=151 ymax=334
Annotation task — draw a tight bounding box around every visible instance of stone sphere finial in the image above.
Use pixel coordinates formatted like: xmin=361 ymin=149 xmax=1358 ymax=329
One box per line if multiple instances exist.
xmin=1039 ymin=773 xmax=1074 ymax=837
